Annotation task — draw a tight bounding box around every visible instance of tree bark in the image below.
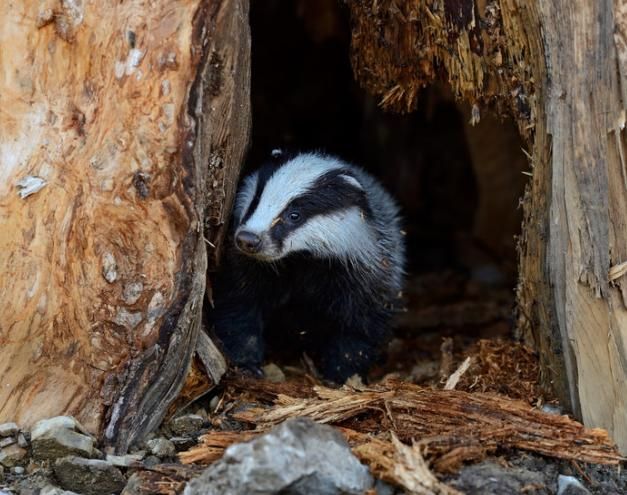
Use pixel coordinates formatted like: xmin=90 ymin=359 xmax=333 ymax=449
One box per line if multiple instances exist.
xmin=0 ymin=0 xmax=249 ymax=452
xmin=347 ymin=0 xmax=627 ymax=452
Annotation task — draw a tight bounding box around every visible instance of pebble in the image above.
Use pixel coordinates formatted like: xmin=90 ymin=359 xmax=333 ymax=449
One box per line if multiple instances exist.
xmin=208 ymin=396 xmax=220 ymax=413
xmin=0 ymin=444 xmax=27 ymax=467
xmin=39 ymin=485 xmax=82 ymax=495
xmin=169 ymin=415 xmax=205 ymax=437
xmin=170 ymin=436 xmax=196 ymax=451
xmin=54 ymin=456 xmax=126 ymax=495
xmin=0 ymin=437 xmax=15 ymax=449
xmin=146 ymin=438 xmax=175 ymax=458
xmin=142 ymin=455 xmax=161 ymax=468
xmin=17 ymin=433 xmax=29 ymax=448
xmin=557 ymin=475 xmax=591 ymax=495
xmin=262 ymin=363 xmax=286 ymax=383
xmin=106 ymin=452 xmax=145 ymax=468
xmin=11 ymin=466 xmax=24 ymax=475
xmin=31 ymin=416 xmax=94 ymax=461
xmin=0 ymin=423 xmax=19 ymax=437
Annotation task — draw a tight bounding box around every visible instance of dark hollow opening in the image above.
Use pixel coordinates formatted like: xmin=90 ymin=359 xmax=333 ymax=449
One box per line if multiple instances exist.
xmin=244 ymin=0 xmax=529 ymax=382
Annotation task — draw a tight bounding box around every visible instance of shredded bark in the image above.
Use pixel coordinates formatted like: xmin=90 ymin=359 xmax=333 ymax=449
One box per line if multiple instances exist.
xmin=181 ymin=378 xmax=623 ymax=476
xmin=455 ymin=339 xmax=548 ymax=404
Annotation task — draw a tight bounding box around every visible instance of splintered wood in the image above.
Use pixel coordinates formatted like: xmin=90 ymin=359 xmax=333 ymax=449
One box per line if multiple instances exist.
xmin=181 ymin=379 xmax=623 ymax=475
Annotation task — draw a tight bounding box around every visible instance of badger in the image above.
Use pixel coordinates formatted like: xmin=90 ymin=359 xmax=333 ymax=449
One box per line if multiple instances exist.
xmin=211 ymin=151 xmax=405 ymax=383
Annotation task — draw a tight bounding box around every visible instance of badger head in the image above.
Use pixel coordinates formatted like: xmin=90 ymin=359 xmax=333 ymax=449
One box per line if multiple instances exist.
xmin=232 ymin=153 xmax=375 ymax=264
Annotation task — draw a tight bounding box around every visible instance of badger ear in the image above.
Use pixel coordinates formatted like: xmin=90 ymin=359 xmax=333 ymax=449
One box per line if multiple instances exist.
xmin=338 ymin=173 xmax=363 ymax=190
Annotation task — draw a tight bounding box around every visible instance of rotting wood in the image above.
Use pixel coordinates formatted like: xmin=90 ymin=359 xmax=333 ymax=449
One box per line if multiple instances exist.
xmin=0 ymin=0 xmax=249 ymax=452
xmin=180 ymin=378 xmax=624 ymax=472
xmin=347 ymin=0 xmax=627 ymax=453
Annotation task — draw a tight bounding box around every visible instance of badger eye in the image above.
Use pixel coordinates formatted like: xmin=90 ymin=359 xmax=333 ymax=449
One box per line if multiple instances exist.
xmin=288 ymin=211 xmax=301 ymax=222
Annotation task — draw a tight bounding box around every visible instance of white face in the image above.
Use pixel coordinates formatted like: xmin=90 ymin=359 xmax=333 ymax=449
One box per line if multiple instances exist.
xmin=232 ymin=153 xmax=377 ymax=265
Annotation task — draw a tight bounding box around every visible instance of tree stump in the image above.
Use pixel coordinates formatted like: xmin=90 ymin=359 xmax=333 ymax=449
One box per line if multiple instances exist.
xmin=0 ymin=0 xmax=249 ymax=452
xmin=347 ymin=0 xmax=627 ymax=453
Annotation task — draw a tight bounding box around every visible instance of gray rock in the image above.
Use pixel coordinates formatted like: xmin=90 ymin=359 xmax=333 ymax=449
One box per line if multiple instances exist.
xmin=170 ymin=436 xmax=196 ymax=451
xmin=450 ymin=461 xmax=548 ymax=494
xmin=121 ymin=472 xmax=144 ymax=495
xmin=146 ymin=438 xmax=175 ymax=458
xmin=0 ymin=437 xmax=15 ymax=449
xmin=558 ymin=475 xmax=591 ymax=495
xmin=54 ymin=456 xmax=126 ymax=495
xmin=0 ymin=423 xmax=19 ymax=437
xmin=142 ymin=455 xmax=161 ymax=468
xmin=12 ymin=466 xmax=24 ymax=475
xmin=0 ymin=464 xmax=4 ymax=481
xmin=31 ymin=416 xmax=91 ymax=439
xmin=17 ymin=433 xmax=28 ymax=448
xmin=184 ymin=417 xmax=373 ymax=495
xmin=0 ymin=444 xmax=27 ymax=467
xmin=169 ymin=415 xmax=204 ymax=437
xmin=106 ymin=452 xmax=145 ymax=468
xmin=40 ymin=485 xmax=82 ymax=495
xmin=263 ymin=363 xmax=286 ymax=383
xmin=31 ymin=417 xmax=94 ymax=461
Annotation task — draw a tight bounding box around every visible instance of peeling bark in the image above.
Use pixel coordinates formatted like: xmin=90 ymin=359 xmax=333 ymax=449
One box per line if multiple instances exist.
xmin=347 ymin=0 xmax=627 ymax=453
xmin=0 ymin=0 xmax=249 ymax=452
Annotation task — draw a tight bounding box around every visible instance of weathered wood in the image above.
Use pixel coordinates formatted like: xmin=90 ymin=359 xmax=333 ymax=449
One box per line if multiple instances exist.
xmin=0 ymin=0 xmax=249 ymax=452
xmin=347 ymin=0 xmax=627 ymax=452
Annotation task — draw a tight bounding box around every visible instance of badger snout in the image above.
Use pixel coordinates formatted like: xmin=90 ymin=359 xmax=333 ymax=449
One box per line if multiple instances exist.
xmin=235 ymin=230 xmax=262 ymax=254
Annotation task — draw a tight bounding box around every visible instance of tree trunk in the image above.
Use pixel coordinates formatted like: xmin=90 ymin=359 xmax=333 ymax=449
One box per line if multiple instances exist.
xmin=347 ymin=0 xmax=627 ymax=452
xmin=0 ymin=0 xmax=249 ymax=452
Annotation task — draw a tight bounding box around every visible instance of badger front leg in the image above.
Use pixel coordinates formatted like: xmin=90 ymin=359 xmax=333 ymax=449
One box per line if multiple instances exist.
xmin=211 ymin=297 xmax=265 ymax=376
xmin=315 ymin=308 xmax=391 ymax=384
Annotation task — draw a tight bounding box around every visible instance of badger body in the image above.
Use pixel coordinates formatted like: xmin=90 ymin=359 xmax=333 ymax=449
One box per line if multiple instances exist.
xmin=211 ymin=152 xmax=405 ymax=383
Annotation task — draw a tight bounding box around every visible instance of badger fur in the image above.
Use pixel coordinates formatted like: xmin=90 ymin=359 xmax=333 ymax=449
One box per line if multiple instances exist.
xmin=211 ymin=152 xmax=405 ymax=383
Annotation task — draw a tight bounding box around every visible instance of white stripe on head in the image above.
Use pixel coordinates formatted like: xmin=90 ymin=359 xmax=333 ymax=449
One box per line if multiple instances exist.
xmin=284 ymin=207 xmax=378 ymax=266
xmin=233 ymin=171 xmax=259 ymax=224
xmin=243 ymin=153 xmax=343 ymax=233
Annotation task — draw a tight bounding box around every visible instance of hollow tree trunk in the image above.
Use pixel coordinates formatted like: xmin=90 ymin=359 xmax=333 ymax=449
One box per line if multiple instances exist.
xmin=0 ymin=0 xmax=249 ymax=452
xmin=347 ymin=0 xmax=627 ymax=452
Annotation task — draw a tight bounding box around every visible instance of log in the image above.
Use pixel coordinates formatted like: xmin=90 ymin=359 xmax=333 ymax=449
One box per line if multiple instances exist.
xmin=0 ymin=0 xmax=249 ymax=452
xmin=346 ymin=0 xmax=627 ymax=452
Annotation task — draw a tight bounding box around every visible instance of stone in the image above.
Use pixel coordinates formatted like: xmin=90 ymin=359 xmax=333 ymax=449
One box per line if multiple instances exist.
xmin=54 ymin=456 xmax=126 ymax=495
xmin=0 ymin=444 xmax=27 ymax=467
xmin=263 ymin=362 xmax=286 ymax=383
xmin=558 ymin=475 xmax=591 ymax=495
xmin=184 ymin=417 xmax=373 ymax=495
xmin=146 ymin=438 xmax=175 ymax=458
xmin=31 ymin=417 xmax=94 ymax=461
xmin=40 ymin=485 xmax=82 ymax=495
xmin=170 ymin=436 xmax=196 ymax=451
xmin=0 ymin=437 xmax=15 ymax=449
xmin=0 ymin=464 xmax=4 ymax=482
xmin=17 ymin=433 xmax=28 ymax=448
xmin=106 ymin=452 xmax=145 ymax=468
xmin=12 ymin=465 xmax=25 ymax=475
xmin=31 ymin=416 xmax=90 ymax=439
xmin=450 ymin=461 xmax=547 ymax=495
xmin=169 ymin=415 xmax=205 ymax=437
xmin=0 ymin=423 xmax=19 ymax=437
xmin=142 ymin=455 xmax=161 ymax=468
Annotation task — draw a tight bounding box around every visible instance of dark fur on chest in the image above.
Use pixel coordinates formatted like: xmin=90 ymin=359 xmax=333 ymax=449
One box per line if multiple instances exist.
xmin=210 ymin=249 xmax=393 ymax=383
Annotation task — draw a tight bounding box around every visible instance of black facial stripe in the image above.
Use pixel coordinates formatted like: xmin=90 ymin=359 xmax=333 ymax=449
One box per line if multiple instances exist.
xmin=241 ymin=163 xmax=277 ymax=224
xmin=270 ymin=168 xmax=373 ymax=248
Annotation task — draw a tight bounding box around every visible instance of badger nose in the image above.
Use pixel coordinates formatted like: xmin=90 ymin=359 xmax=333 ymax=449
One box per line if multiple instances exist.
xmin=235 ymin=231 xmax=262 ymax=254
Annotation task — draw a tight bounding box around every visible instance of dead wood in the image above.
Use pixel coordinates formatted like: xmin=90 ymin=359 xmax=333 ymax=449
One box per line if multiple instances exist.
xmin=183 ymin=378 xmax=623 ymax=474
xmin=0 ymin=0 xmax=249 ymax=452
